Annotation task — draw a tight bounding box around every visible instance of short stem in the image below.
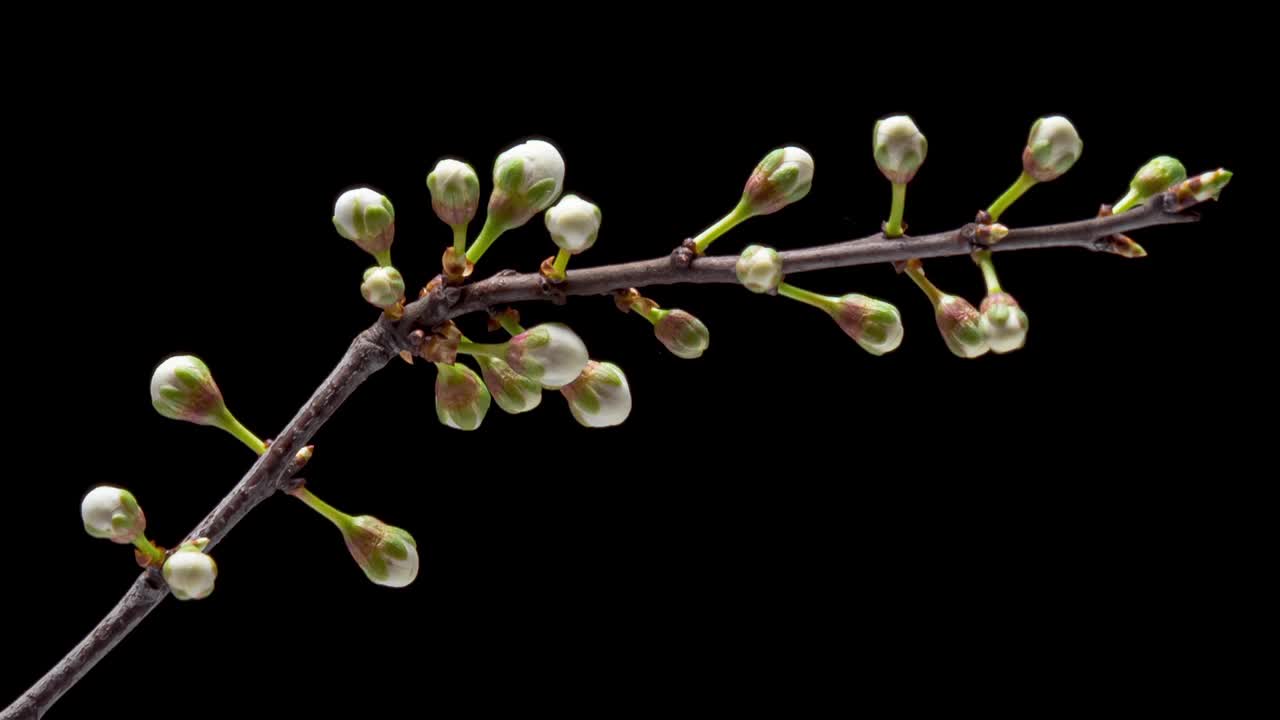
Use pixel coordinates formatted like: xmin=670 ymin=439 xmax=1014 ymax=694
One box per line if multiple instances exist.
xmin=973 ymin=249 xmax=1002 ymax=294
xmin=374 ymin=249 xmax=393 ymax=267
xmin=452 ymin=224 xmax=468 ymax=254
xmin=465 ymin=216 xmax=505 ymax=264
xmin=904 ymin=260 xmax=944 ymax=307
xmin=290 ymin=487 xmax=353 ymax=530
xmin=885 ymin=183 xmax=907 ymax=237
xmin=987 ymin=172 xmax=1039 ymax=223
xmin=218 ymin=412 xmax=267 ymax=455
xmin=497 ymin=315 xmax=525 ymax=337
xmin=631 ymin=304 xmax=664 ymax=325
xmin=692 ymin=199 xmax=753 ymax=253
xmin=777 ymin=282 xmax=836 ymax=312
xmin=553 ymin=248 xmax=572 ymax=275
xmin=132 ymin=536 xmax=166 ymax=566
xmin=1112 ymin=188 xmax=1142 ymax=214
xmin=457 ymin=339 xmax=507 ymax=359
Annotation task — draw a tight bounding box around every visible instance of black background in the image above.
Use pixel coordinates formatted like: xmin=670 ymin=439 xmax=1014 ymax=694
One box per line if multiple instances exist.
xmin=5 ymin=30 xmax=1264 ymax=717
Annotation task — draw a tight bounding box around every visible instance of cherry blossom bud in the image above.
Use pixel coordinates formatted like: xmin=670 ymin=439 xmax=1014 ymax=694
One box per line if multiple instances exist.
xmin=342 ymin=516 xmax=419 ymax=588
xmin=736 ymin=244 xmax=784 ymax=294
xmin=979 ymin=292 xmax=1030 ymax=354
xmin=488 ymin=139 xmax=565 ymax=229
xmin=652 ymin=309 xmax=710 ymax=359
xmin=360 ymin=266 xmax=405 ymax=310
xmin=1022 ymin=116 xmax=1083 ymax=182
xmin=560 ymin=361 xmax=632 ymax=428
xmin=830 ymin=294 xmax=904 ymax=356
xmin=81 ymin=486 xmax=145 ymax=544
xmin=544 ymin=194 xmax=602 ymax=254
xmin=333 ymin=188 xmax=395 ymax=263
xmin=477 ymin=355 xmax=542 ymax=414
xmin=150 ymin=355 xmax=227 ymax=426
xmin=426 ymin=159 xmax=480 ymax=227
xmin=163 ymin=539 xmax=217 ymax=601
xmin=873 ymin=115 xmax=928 ymax=184
xmin=506 ymin=323 xmax=590 ymax=389
xmin=435 ymin=363 xmax=491 ymax=431
xmin=935 ymin=295 xmax=990 ymax=359
xmin=742 ymin=147 xmax=814 ymax=216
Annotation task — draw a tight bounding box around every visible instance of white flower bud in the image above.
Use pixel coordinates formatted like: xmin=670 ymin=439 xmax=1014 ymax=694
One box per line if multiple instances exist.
xmin=506 ymin=323 xmax=590 ymax=389
xmin=831 ymin=294 xmax=904 ymax=356
xmin=935 ymin=295 xmax=990 ymax=359
xmin=435 ymin=363 xmax=491 ymax=431
xmin=150 ymin=355 xmax=227 ymax=426
xmin=360 ymin=266 xmax=405 ymax=310
xmin=544 ymin=194 xmax=602 ymax=254
xmin=342 ymin=516 xmax=418 ymax=588
xmin=477 ymin=355 xmax=542 ymax=414
xmin=560 ymin=361 xmax=632 ymax=428
xmin=736 ymin=244 xmax=784 ymax=294
xmin=979 ymin=293 xmax=1030 ymax=354
xmin=333 ymin=188 xmax=396 ymax=259
xmin=873 ymin=115 xmax=928 ymax=184
xmin=742 ymin=147 xmax=814 ymax=215
xmin=81 ymin=486 xmax=145 ymax=544
xmin=1022 ymin=116 xmax=1082 ymax=182
xmin=488 ymin=139 xmax=566 ymax=229
xmin=163 ymin=539 xmax=217 ymax=601
xmin=427 ymin=159 xmax=480 ymax=227
xmin=653 ymin=309 xmax=710 ymax=359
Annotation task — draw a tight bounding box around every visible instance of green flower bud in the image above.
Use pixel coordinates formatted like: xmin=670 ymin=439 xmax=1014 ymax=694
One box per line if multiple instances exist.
xmin=477 ymin=354 xmax=542 ymax=415
xmin=360 ymin=266 xmax=405 ymax=310
xmin=830 ymin=294 xmax=904 ymax=356
xmin=150 ymin=355 xmax=227 ymax=426
xmin=742 ymin=147 xmax=814 ymax=216
xmin=333 ymin=188 xmax=396 ymax=261
xmin=1114 ymin=156 xmax=1187 ymax=213
xmin=163 ymin=539 xmax=217 ymax=601
xmin=979 ymin=292 xmax=1029 ymax=354
xmin=506 ymin=323 xmax=590 ymax=389
xmin=873 ymin=115 xmax=928 ymax=184
xmin=736 ymin=244 xmax=784 ymax=293
xmin=426 ymin=158 xmax=480 ymax=227
xmin=1022 ymin=116 xmax=1082 ymax=182
xmin=342 ymin=515 xmax=419 ymax=588
xmin=81 ymin=486 xmax=145 ymax=544
xmin=488 ymin=139 xmax=566 ymax=230
xmin=560 ymin=361 xmax=632 ymax=428
xmin=935 ymin=295 xmax=990 ymax=359
xmin=544 ymin=194 xmax=602 ymax=254
xmin=653 ymin=309 xmax=710 ymax=359
xmin=435 ymin=363 xmax=491 ymax=431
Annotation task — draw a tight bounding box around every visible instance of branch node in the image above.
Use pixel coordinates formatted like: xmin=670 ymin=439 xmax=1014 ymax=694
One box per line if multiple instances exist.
xmin=538 ymin=275 xmax=568 ymax=305
xmin=670 ymin=239 xmax=697 ymax=268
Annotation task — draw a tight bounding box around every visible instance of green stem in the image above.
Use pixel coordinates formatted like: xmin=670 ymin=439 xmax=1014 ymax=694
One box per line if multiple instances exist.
xmin=777 ymin=282 xmax=836 ymax=312
xmin=465 ymin=216 xmax=505 ymax=264
xmin=904 ymin=262 xmax=944 ymax=307
xmin=692 ymin=199 xmax=753 ymax=254
xmin=885 ymin=183 xmax=907 ymax=238
xmin=291 ymin=487 xmax=353 ymax=530
xmin=217 ymin=412 xmax=267 ymax=455
xmin=374 ymin=249 xmax=393 ymax=267
xmin=974 ymin=250 xmax=1002 ymax=294
xmin=630 ymin=303 xmax=665 ymax=325
xmin=452 ymin=224 xmax=468 ymax=254
xmin=496 ymin=315 xmax=525 ymax=337
xmin=457 ymin=339 xmax=507 ymax=359
xmin=987 ymin=172 xmax=1039 ymax=223
xmin=132 ymin=536 xmax=166 ymax=566
xmin=552 ymin=248 xmax=572 ymax=275
xmin=1112 ymin=188 xmax=1142 ymax=214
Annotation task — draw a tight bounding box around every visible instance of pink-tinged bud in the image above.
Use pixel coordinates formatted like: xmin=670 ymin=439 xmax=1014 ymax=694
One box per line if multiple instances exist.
xmin=360 ymin=266 xmax=405 ymax=310
xmin=830 ymin=294 xmax=904 ymax=356
xmin=742 ymin=147 xmax=814 ymax=216
xmin=435 ymin=363 xmax=491 ymax=431
xmin=506 ymin=323 xmax=590 ymax=389
xmin=1022 ymin=116 xmax=1082 ymax=182
xmin=560 ymin=361 xmax=632 ymax=428
xmin=426 ymin=159 xmax=480 ymax=227
xmin=150 ymin=355 xmax=227 ymax=426
xmin=935 ymin=295 xmax=990 ymax=359
xmin=873 ymin=115 xmax=928 ymax=184
xmin=477 ymin=355 xmax=542 ymax=414
xmin=342 ymin=516 xmax=419 ymax=588
xmin=653 ymin=309 xmax=710 ymax=359
xmin=333 ymin=188 xmax=396 ymax=260
xmin=979 ymin=292 xmax=1030 ymax=354
xmin=81 ymin=486 xmax=145 ymax=544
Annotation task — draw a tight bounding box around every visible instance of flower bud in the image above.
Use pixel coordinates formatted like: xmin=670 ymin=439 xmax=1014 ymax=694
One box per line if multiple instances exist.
xmin=488 ymin=139 xmax=566 ymax=229
xmin=1022 ymin=116 xmax=1082 ymax=182
xmin=979 ymin=292 xmax=1029 ymax=354
xmin=935 ymin=295 xmax=990 ymax=359
xmin=150 ymin=355 xmax=228 ymax=426
xmin=1132 ymin=155 xmax=1187 ymax=198
xmin=560 ymin=361 xmax=632 ymax=428
xmin=333 ymin=188 xmax=396 ymax=260
xmin=736 ymin=244 xmax=784 ymax=293
xmin=544 ymin=194 xmax=602 ymax=253
xmin=163 ymin=539 xmax=217 ymax=601
xmin=360 ymin=266 xmax=405 ymax=310
xmin=477 ymin=355 xmax=542 ymax=414
xmin=81 ymin=486 xmax=145 ymax=544
xmin=342 ymin=516 xmax=419 ymax=588
xmin=830 ymin=295 xmax=904 ymax=356
xmin=873 ymin=115 xmax=928 ymax=184
xmin=506 ymin=323 xmax=590 ymax=389
xmin=653 ymin=309 xmax=710 ymax=359
xmin=435 ymin=363 xmax=491 ymax=431
xmin=742 ymin=147 xmax=814 ymax=215
xmin=426 ymin=159 xmax=480 ymax=227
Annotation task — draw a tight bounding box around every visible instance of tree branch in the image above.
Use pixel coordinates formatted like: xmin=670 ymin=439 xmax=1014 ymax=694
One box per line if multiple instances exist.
xmin=3 ymin=191 xmax=1207 ymax=719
